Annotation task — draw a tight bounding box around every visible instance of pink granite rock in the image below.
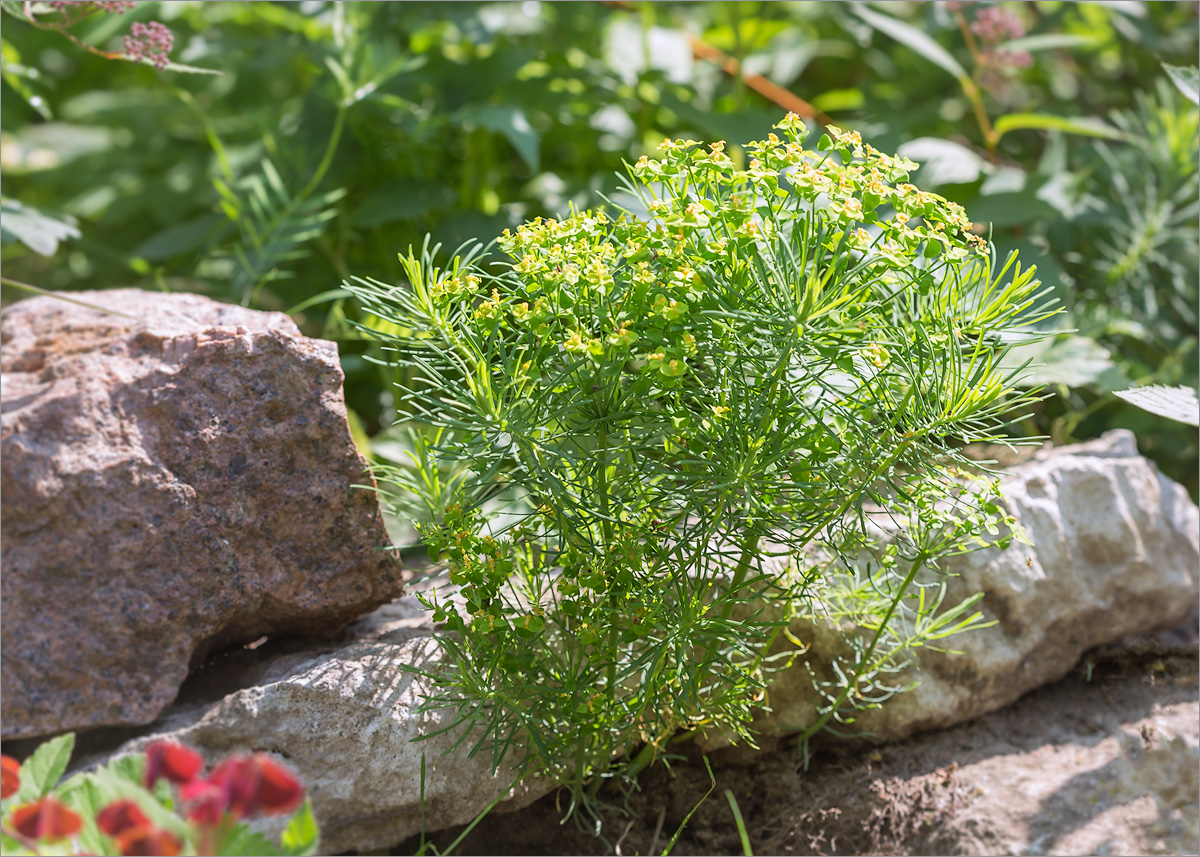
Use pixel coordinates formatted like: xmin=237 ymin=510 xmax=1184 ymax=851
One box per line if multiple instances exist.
xmin=1 ymin=289 xmax=403 ymax=740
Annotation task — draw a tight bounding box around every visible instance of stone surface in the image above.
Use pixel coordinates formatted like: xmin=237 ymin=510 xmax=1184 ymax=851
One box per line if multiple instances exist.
xmin=710 ymin=429 xmax=1200 ymax=748
xmin=1 ymin=289 xmax=403 ymax=740
xmin=75 ymin=430 xmax=1196 ymax=854
xmin=103 ymin=598 xmax=550 ymax=856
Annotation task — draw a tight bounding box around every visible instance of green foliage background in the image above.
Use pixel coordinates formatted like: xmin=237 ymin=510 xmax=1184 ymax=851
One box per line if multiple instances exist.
xmin=2 ymin=0 xmax=1197 ymax=494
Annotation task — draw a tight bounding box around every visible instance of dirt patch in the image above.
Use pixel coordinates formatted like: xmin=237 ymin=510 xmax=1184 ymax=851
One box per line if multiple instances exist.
xmin=383 ymin=630 xmax=1198 ymax=857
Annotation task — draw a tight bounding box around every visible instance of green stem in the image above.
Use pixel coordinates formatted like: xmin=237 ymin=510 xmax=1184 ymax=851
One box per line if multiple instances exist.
xmin=952 ymin=8 xmax=998 ymax=157
xmin=596 ymin=414 xmax=619 ymax=692
xmin=796 ymin=551 xmax=929 ymax=744
xmin=719 ymin=530 xmax=761 ymax=620
xmin=298 ymin=102 xmax=347 ymax=201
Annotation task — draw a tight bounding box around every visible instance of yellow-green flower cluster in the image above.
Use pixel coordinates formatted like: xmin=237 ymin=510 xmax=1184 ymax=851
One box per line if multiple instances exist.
xmin=466 ymin=114 xmax=990 ymax=402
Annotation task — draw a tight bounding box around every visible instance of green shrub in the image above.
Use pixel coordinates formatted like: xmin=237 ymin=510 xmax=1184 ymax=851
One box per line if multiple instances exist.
xmin=351 ymin=116 xmax=1049 ymax=824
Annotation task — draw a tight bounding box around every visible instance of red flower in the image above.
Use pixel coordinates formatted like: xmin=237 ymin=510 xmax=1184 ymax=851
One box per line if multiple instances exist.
xmin=1 ymin=755 xmax=19 ymax=799
xmin=179 ymin=777 xmax=225 ymax=826
xmin=10 ymin=797 xmax=83 ymax=841
xmin=208 ymin=754 xmax=304 ymax=818
xmin=143 ymin=741 xmax=203 ymax=788
xmin=96 ymin=799 xmax=151 ymax=837
xmin=114 ymin=825 xmax=182 ymax=857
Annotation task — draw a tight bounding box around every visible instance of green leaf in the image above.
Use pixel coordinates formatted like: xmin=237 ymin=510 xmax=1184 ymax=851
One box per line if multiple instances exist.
xmin=993 ymin=113 xmax=1125 ymax=141
xmin=0 ymin=1 xmax=30 ymax=21
xmin=158 ymin=60 xmax=223 ymax=76
xmin=1001 ymin=334 xmax=1117 ymax=388
xmin=852 ymin=3 xmax=968 ymax=83
xmin=280 ymin=799 xmax=320 ymax=856
xmin=724 ymin=790 xmax=753 ymax=857
xmin=0 ymin=198 xmax=80 ymax=256
xmin=351 ymin=180 xmax=456 ymax=228
xmin=57 ymin=757 xmax=188 ymax=844
xmin=53 ymin=777 xmax=109 ymax=857
xmin=133 ymin=212 xmax=229 ymax=261
xmin=1 ymin=37 xmax=51 ymax=120
xmin=1162 ymin=63 xmax=1200 ymax=106
xmin=219 ymin=823 xmax=285 ymax=856
xmin=1114 ymin=386 xmax=1200 ymax=427
xmin=969 ymin=191 xmax=1058 ymax=229
xmin=15 ymin=734 xmax=74 ymax=802
xmin=896 ymin=137 xmax=988 ymax=187
xmin=457 ymin=104 xmax=540 ymax=172
xmin=998 ymin=33 xmax=1098 ymax=53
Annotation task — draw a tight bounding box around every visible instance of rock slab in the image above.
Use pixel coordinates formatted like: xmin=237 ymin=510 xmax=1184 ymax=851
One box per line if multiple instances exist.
xmin=106 ymin=599 xmax=549 ymax=856
xmin=734 ymin=429 xmax=1200 ymax=747
xmin=1 ymin=289 xmax=403 ymax=740
xmin=88 ymin=431 xmax=1197 ymax=854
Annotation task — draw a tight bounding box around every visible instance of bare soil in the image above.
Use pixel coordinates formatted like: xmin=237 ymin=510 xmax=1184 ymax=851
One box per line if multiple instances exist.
xmin=385 ymin=626 xmax=1199 ymax=857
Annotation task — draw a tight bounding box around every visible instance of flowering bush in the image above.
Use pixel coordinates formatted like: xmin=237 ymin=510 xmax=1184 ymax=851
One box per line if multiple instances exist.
xmin=0 ymin=734 xmax=316 ymax=856
xmin=351 ymin=114 xmax=1052 ymax=825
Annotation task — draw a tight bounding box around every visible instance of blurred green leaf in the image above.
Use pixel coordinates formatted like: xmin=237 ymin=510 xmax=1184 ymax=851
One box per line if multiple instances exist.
xmin=1162 ymin=63 xmax=1200 ymax=105
xmin=998 ymin=33 xmax=1098 ymax=53
xmin=157 ymin=59 xmax=223 ymax=76
xmin=1 ymin=122 xmax=124 ymax=173
xmin=1 ymin=36 xmax=51 ymax=119
xmin=280 ymin=798 xmax=321 ymax=856
xmin=1002 ymin=334 xmax=1120 ymax=389
xmin=351 ymin=180 xmax=456 ymax=228
xmin=457 ymin=104 xmax=540 ymax=172
xmin=968 ymin=191 xmax=1058 ymax=229
xmin=994 ymin=113 xmax=1125 ymax=141
xmin=14 ymin=733 xmax=74 ymax=802
xmin=1114 ymin=385 xmax=1200 ymax=426
xmin=896 ymin=137 xmax=987 ymax=187
xmin=809 ymin=87 xmax=863 ymax=113
xmin=0 ymin=198 xmax=80 ymax=255
xmin=219 ymin=824 xmax=285 ymax=857
xmin=133 ymin=212 xmax=229 ymax=261
xmin=853 ymin=3 xmax=968 ymax=83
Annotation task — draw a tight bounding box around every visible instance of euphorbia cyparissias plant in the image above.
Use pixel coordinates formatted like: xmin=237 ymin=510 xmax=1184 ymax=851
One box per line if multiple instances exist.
xmin=351 ymin=114 xmax=1052 ymax=823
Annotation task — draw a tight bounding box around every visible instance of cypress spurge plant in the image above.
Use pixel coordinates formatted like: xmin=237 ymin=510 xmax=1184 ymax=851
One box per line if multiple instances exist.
xmin=349 ymin=114 xmax=1052 ymax=825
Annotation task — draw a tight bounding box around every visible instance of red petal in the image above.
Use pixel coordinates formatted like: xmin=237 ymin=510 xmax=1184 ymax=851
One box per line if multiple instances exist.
xmin=179 ymin=777 xmax=225 ymax=826
xmin=143 ymin=741 xmax=203 ymax=788
xmin=96 ymin=800 xmax=151 ymax=837
xmin=0 ymin=755 xmax=19 ymax=799
xmin=11 ymin=797 xmax=83 ymax=840
xmin=206 ymin=756 xmax=253 ymax=817
xmin=250 ymin=755 xmax=304 ymax=816
xmin=116 ymin=825 xmax=182 ymax=857
xmin=205 ymin=754 xmax=303 ymax=818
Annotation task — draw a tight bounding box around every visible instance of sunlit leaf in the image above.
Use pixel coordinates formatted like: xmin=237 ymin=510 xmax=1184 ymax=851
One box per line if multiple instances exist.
xmin=280 ymin=799 xmax=320 ymax=856
xmin=457 ymin=104 xmax=540 ymax=172
xmin=1114 ymin=385 xmax=1200 ymax=426
xmin=1162 ymin=63 xmax=1200 ymax=105
xmin=852 ymin=3 xmax=968 ymax=83
xmin=1000 ymin=334 xmax=1119 ymax=388
xmin=896 ymin=137 xmax=988 ymax=187
xmin=0 ymin=198 xmax=80 ymax=256
xmin=14 ymin=734 xmax=73 ymax=803
xmin=998 ymin=33 xmax=1098 ymax=52
xmin=993 ymin=113 xmax=1125 ymax=141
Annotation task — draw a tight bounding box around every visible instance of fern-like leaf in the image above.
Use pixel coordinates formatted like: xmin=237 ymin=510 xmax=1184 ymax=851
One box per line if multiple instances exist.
xmin=214 ymin=158 xmax=345 ymax=305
